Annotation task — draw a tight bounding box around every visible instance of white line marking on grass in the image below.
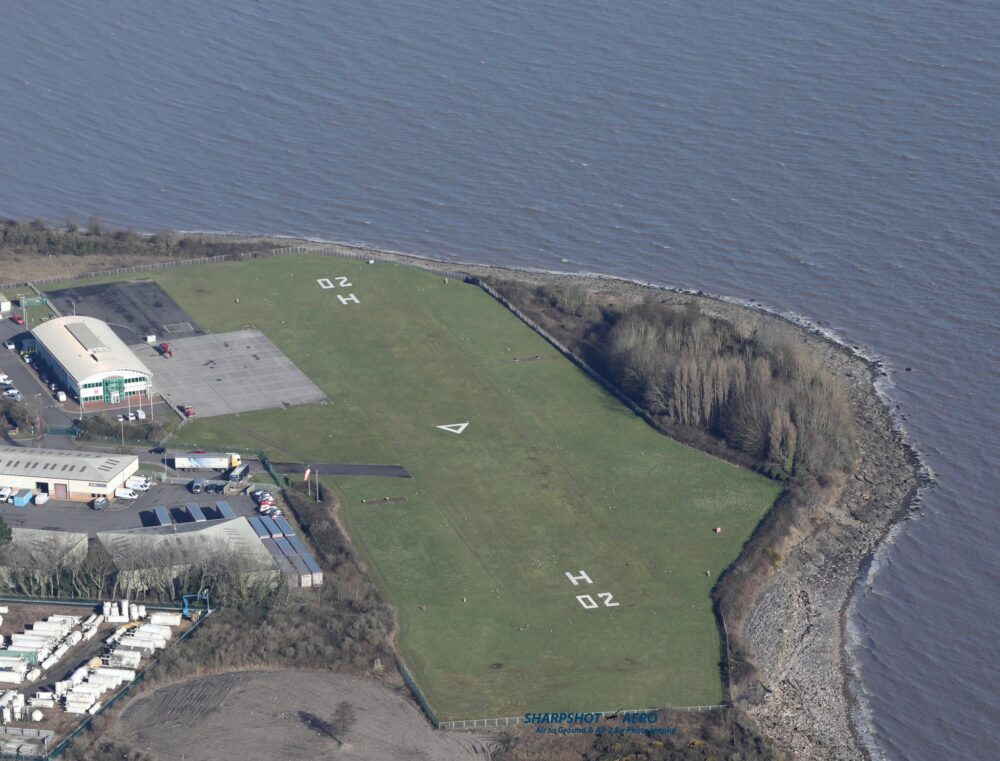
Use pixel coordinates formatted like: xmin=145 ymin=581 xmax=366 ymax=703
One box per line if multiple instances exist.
xmin=436 ymin=422 xmax=469 ymax=434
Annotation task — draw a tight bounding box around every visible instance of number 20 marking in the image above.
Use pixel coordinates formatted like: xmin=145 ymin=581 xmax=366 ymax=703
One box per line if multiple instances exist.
xmin=317 ymin=276 xmax=353 ymax=289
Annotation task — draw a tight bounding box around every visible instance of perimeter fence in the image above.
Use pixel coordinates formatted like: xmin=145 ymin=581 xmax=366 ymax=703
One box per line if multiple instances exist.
xmin=0 ymin=243 xmax=472 ymax=291
xmin=43 ymin=610 xmax=212 ymax=759
xmin=437 ymin=703 xmax=728 ymax=732
xmin=396 ymin=655 xmax=441 ymax=728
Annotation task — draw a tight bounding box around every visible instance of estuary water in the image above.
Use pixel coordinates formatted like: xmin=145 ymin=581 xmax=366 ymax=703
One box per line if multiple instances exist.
xmin=0 ymin=2 xmax=997 ymax=758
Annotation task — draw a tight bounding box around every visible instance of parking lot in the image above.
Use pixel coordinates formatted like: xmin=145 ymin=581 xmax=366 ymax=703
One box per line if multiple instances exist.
xmin=0 ymin=482 xmax=259 ymax=535
xmin=132 ymin=330 xmax=326 ymax=418
xmin=44 ymin=280 xmax=203 ymax=344
xmin=0 ymin=316 xmax=77 ymax=430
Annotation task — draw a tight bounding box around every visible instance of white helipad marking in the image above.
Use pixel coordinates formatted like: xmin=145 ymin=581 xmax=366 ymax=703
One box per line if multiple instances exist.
xmin=436 ymin=422 xmax=469 ymax=434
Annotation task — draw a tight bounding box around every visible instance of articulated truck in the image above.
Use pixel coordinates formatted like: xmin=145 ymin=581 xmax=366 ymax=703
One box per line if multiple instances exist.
xmin=166 ymin=452 xmax=242 ymax=472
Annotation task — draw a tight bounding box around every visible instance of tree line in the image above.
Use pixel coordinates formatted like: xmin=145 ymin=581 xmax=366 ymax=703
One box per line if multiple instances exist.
xmin=493 ymin=282 xmax=854 ymax=480
xmin=0 ymin=217 xmax=273 ymax=261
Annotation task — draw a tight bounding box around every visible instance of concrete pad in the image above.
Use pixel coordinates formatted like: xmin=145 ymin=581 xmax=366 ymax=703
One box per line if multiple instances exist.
xmin=131 ymin=330 xmax=326 ymax=418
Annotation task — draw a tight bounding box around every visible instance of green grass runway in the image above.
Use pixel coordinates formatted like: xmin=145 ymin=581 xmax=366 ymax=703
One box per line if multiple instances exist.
xmin=53 ymin=256 xmax=781 ymax=719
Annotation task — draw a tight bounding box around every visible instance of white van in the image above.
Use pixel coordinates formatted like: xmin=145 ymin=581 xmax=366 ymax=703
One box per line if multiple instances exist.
xmin=114 ymin=487 xmax=138 ymax=501
xmin=2 ymin=389 xmax=19 ymax=400
xmin=135 ymin=409 xmax=146 ymax=420
xmin=0 ymin=487 xmax=12 ymax=502
xmin=125 ymin=477 xmax=150 ymax=492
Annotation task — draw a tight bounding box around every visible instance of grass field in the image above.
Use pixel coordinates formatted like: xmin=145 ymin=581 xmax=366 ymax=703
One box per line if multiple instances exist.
xmin=50 ymin=256 xmax=782 ymax=719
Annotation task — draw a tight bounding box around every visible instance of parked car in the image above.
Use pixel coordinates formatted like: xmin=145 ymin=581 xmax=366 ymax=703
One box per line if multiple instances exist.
xmin=189 ymin=479 xmax=205 ymax=494
xmin=11 ymin=314 xmax=24 ymax=325
xmin=91 ymin=497 xmax=109 ymax=510
xmin=3 ymin=341 xmax=15 ymax=351
xmin=0 ymin=374 xmax=11 ymax=385
xmin=126 ymin=411 xmax=137 ymax=422
xmin=2 ymin=389 xmax=20 ymax=400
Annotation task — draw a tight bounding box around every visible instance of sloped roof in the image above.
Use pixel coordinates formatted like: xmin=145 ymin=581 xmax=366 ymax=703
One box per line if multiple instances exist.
xmin=98 ymin=518 xmax=274 ymax=571
xmin=31 ymin=316 xmax=151 ymax=383
xmin=0 ymin=446 xmax=137 ymax=484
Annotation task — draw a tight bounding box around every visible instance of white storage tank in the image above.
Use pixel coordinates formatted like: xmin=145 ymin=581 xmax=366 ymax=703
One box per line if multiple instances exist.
xmin=149 ymin=611 xmax=182 ymax=627
xmin=30 ymin=709 xmax=43 ymax=722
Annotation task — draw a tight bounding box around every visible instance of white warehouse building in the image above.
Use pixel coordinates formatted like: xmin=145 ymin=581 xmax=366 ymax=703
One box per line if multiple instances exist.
xmin=0 ymin=446 xmax=138 ymax=501
xmin=31 ymin=316 xmax=152 ymax=409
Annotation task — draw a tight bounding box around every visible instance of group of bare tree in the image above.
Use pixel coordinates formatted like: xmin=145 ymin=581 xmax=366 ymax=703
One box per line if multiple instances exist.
xmin=493 ymin=280 xmax=854 ymax=480
xmin=0 ymin=396 xmax=44 ymax=438
xmin=601 ymin=300 xmax=854 ymax=477
xmin=0 ymin=537 xmax=274 ymax=606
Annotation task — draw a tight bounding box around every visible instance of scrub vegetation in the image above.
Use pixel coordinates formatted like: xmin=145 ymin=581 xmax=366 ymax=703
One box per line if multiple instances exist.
xmin=0 ymin=217 xmax=271 ymax=262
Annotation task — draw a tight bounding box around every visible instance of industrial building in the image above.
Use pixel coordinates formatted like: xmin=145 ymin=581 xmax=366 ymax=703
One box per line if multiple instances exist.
xmin=30 ymin=316 xmax=152 ymax=408
xmin=98 ymin=520 xmax=277 ymax=593
xmin=0 ymin=446 xmax=138 ymax=502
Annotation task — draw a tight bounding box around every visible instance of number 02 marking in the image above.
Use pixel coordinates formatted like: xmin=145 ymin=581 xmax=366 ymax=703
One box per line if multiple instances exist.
xmin=576 ymin=593 xmax=619 ymax=610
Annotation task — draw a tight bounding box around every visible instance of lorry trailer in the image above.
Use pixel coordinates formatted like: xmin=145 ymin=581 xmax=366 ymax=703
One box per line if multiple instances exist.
xmin=166 ymin=452 xmax=242 ymax=471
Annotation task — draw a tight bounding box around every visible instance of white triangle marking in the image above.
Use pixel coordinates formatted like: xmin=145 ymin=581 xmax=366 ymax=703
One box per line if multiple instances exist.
xmin=436 ymin=422 xmax=469 ymax=434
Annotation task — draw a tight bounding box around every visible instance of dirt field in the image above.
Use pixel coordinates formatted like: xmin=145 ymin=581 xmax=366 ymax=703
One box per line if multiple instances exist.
xmin=112 ymin=670 xmax=484 ymax=761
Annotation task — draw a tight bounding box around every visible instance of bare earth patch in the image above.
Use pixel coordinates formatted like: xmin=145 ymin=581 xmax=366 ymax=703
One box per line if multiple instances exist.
xmin=112 ymin=670 xmax=481 ymax=761
xmin=0 ymin=253 xmax=187 ymax=284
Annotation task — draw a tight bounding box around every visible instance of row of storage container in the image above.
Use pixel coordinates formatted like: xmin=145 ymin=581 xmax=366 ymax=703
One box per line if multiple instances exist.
xmin=154 ymin=501 xmax=236 ymax=527
xmin=248 ymin=516 xmax=324 ymax=587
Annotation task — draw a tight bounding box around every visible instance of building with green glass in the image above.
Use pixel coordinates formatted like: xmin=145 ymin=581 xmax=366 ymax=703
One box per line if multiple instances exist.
xmin=31 ymin=316 xmax=152 ymax=410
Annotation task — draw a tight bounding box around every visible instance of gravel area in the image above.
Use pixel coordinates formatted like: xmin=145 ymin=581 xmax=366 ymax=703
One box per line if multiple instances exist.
xmin=113 ymin=670 xmax=485 ymax=761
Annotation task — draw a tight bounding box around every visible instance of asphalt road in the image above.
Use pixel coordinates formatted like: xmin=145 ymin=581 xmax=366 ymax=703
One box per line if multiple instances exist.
xmin=0 ymin=482 xmax=259 ymax=535
xmin=44 ymin=280 xmax=203 ymax=344
xmin=271 ymin=462 xmax=411 ymax=478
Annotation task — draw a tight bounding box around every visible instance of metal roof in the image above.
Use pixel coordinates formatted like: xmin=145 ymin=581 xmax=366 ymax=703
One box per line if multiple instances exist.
xmin=31 ymin=316 xmax=152 ymax=384
xmin=0 ymin=445 xmax=137 ymax=483
xmin=65 ymin=322 xmax=107 ymax=352
xmin=98 ymin=519 xmax=274 ymax=571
